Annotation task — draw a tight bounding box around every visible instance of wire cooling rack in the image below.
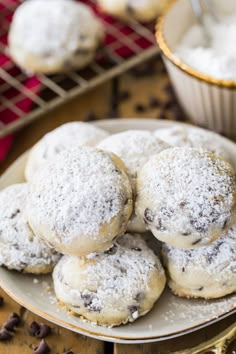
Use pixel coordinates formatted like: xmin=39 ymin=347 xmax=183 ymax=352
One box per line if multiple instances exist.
xmin=0 ymin=0 xmax=159 ymax=138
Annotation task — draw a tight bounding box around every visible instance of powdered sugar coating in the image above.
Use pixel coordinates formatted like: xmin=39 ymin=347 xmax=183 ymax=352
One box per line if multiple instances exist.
xmin=53 ymin=233 xmax=166 ymax=326
xmin=155 ymin=125 xmax=231 ymax=162
xmin=136 ymin=147 xmax=236 ymax=248
xmin=9 ymin=0 xmax=104 ymax=73
xmin=25 ymin=122 xmax=109 ymax=181
xmin=98 ymin=130 xmax=169 ymax=183
xmin=27 ymin=147 xmax=133 ymax=256
xmin=97 ymin=0 xmax=169 ymax=22
xmin=0 ymin=183 xmax=60 ymax=273
xmin=98 ymin=130 xmax=169 ymax=233
xmin=162 ymin=225 xmax=236 ymax=299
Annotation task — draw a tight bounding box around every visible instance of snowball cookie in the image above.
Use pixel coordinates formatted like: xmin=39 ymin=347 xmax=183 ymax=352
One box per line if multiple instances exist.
xmin=8 ymin=0 xmax=104 ymax=74
xmin=97 ymin=0 xmax=169 ymax=22
xmin=27 ymin=147 xmax=133 ymax=256
xmin=136 ymin=147 xmax=236 ymax=249
xmin=98 ymin=130 xmax=169 ymax=233
xmin=53 ymin=233 xmax=166 ymax=326
xmin=162 ymin=225 xmax=236 ymax=299
xmin=155 ymin=125 xmax=231 ymax=162
xmin=25 ymin=122 xmax=109 ymax=182
xmin=0 ymin=183 xmax=60 ymax=274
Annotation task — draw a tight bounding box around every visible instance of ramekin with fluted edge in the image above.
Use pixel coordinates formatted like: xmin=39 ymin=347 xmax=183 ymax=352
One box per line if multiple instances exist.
xmin=156 ymin=0 xmax=236 ymax=137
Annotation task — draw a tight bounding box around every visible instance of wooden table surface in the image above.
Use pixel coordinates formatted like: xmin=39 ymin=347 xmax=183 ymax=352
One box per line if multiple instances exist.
xmin=0 ymin=58 xmax=236 ymax=354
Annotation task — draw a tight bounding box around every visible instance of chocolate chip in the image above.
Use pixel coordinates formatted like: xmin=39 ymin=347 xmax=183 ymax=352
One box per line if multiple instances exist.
xmin=81 ymin=294 xmax=101 ymax=312
xmin=104 ymin=245 xmax=117 ymax=255
xmin=0 ymin=327 xmax=12 ymax=341
xmin=131 ymin=247 xmax=142 ymax=251
xmin=128 ymin=305 xmax=138 ymax=315
xmin=34 ymin=339 xmax=51 ymax=354
xmin=144 ymin=208 xmax=154 ymax=224
xmin=3 ymin=313 xmax=21 ymax=331
xmin=182 ymin=231 xmax=191 ymax=236
xmin=198 ymin=286 xmax=204 ymax=291
xmin=182 ymin=267 xmax=185 ymax=272
xmin=164 ymin=83 xmax=174 ymax=94
xmin=10 ymin=209 xmax=20 ymax=219
xmin=0 ymin=296 xmax=4 ymax=307
xmin=179 ymin=201 xmax=186 ymax=208
xmin=85 ymin=112 xmax=98 ymax=122
xmin=155 ymin=218 xmax=166 ymax=231
xmin=29 ymin=321 xmax=40 ymax=336
xmin=149 ymin=96 xmax=161 ymax=108
xmin=223 ymin=219 xmax=228 ymax=230
xmin=157 ymin=109 xmax=166 ymax=119
xmin=192 ymin=238 xmax=202 ymax=246
xmin=135 ymin=103 xmax=146 ymax=113
xmin=119 ymin=90 xmax=131 ymax=102
xmin=35 ymin=324 xmax=51 ymax=339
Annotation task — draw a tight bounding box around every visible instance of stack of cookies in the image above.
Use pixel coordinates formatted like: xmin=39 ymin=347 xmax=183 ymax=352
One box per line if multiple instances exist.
xmin=1 ymin=122 xmax=236 ymax=327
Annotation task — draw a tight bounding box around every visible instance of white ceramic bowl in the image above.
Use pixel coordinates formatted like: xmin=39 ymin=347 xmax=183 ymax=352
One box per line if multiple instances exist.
xmin=156 ymin=0 xmax=236 ymax=137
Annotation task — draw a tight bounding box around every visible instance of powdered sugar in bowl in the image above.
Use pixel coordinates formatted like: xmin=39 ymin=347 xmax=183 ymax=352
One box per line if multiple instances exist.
xmin=156 ymin=0 xmax=236 ymax=137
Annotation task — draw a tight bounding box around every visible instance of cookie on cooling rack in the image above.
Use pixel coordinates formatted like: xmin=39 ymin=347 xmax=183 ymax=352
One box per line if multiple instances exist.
xmin=8 ymin=0 xmax=104 ymax=74
xmin=162 ymin=225 xmax=236 ymax=299
xmin=27 ymin=147 xmax=133 ymax=256
xmin=98 ymin=130 xmax=169 ymax=233
xmin=136 ymin=147 xmax=236 ymax=249
xmin=155 ymin=125 xmax=231 ymax=162
xmin=53 ymin=233 xmax=166 ymax=327
xmin=97 ymin=0 xmax=169 ymax=22
xmin=0 ymin=183 xmax=60 ymax=274
xmin=25 ymin=122 xmax=109 ymax=182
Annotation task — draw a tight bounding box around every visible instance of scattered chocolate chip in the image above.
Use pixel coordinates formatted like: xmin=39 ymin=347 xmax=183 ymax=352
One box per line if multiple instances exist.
xmin=134 ymin=103 xmax=146 ymax=113
xmin=3 ymin=313 xmax=21 ymax=331
xmin=144 ymin=208 xmax=154 ymax=224
xmin=164 ymin=83 xmax=174 ymax=94
xmin=34 ymin=339 xmax=51 ymax=354
xmin=119 ymin=90 xmax=131 ymax=102
xmin=0 ymin=296 xmax=4 ymax=307
xmin=85 ymin=112 xmax=98 ymax=122
xmin=104 ymin=244 xmax=117 ymax=255
xmin=0 ymin=327 xmax=13 ymax=341
xmin=29 ymin=321 xmax=40 ymax=336
xmin=35 ymin=324 xmax=51 ymax=339
xmin=157 ymin=109 xmax=166 ymax=119
xmin=149 ymin=96 xmax=161 ymax=108
xmin=198 ymin=286 xmax=204 ymax=291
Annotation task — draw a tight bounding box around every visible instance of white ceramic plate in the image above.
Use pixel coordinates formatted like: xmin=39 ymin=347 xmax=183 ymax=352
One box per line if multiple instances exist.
xmin=1 ymin=119 xmax=236 ymax=344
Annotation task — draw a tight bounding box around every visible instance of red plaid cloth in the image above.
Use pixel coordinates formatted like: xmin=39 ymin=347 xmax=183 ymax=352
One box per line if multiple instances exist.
xmin=0 ymin=0 xmax=154 ymax=162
